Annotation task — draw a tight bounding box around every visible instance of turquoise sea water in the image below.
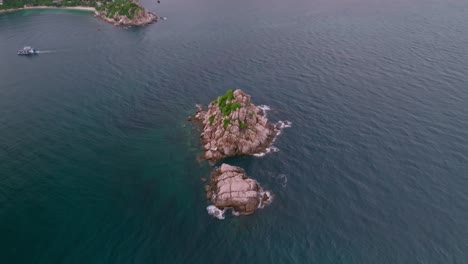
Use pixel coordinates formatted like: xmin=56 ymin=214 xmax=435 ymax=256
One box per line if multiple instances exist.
xmin=1 ymin=0 xmax=468 ymax=262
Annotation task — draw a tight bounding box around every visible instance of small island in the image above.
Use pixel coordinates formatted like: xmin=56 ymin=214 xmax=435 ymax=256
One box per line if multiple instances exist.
xmin=0 ymin=0 xmax=157 ymax=26
xmin=191 ymin=89 xmax=290 ymax=219
xmin=192 ymin=89 xmax=281 ymax=162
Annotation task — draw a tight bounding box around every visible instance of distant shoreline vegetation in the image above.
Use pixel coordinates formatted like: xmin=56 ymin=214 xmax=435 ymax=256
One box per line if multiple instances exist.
xmin=0 ymin=5 xmax=95 ymax=13
xmin=95 ymin=0 xmax=141 ymax=20
xmin=0 ymin=0 xmax=99 ymax=10
xmin=0 ymin=0 xmax=158 ymax=26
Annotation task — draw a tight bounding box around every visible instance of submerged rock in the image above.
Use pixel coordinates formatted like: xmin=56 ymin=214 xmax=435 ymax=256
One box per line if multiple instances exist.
xmin=207 ymin=164 xmax=272 ymax=216
xmin=192 ymin=89 xmax=278 ymax=161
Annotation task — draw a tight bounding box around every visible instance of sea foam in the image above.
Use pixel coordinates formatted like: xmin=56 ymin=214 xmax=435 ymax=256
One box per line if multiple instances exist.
xmin=206 ymin=206 xmax=241 ymax=219
xmin=258 ymin=105 xmax=271 ymax=117
xmin=253 ymin=107 xmax=292 ymax=157
xmin=206 ymin=205 xmax=226 ymax=220
xmin=257 ymin=190 xmax=274 ymax=209
xmin=253 ymin=146 xmax=279 ymax=157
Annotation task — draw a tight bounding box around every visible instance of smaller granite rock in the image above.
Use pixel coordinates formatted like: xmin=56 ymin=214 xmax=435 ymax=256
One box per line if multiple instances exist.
xmin=207 ymin=163 xmax=272 ymax=216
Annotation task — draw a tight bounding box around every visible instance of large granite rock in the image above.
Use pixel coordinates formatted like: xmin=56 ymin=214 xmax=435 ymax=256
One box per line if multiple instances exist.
xmin=193 ymin=89 xmax=278 ymax=161
xmin=206 ymin=164 xmax=271 ymax=217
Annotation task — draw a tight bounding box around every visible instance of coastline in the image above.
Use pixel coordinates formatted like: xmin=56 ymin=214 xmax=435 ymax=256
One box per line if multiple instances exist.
xmin=0 ymin=6 xmax=96 ymax=14
xmin=0 ymin=4 xmax=156 ymax=26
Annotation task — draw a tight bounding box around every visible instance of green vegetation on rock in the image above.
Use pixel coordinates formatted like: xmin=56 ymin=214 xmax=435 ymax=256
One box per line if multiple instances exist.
xmin=221 ymin=102 xmax=240 ymax=116
xmin=223 ymin=118 xmax=231 ymax=129
xmin=238 ymin=120 xmax=247 ymax=129
xmin=217 ymin=89 xmax=234 ymax=105
xmin=0 ymin=0 xmax=140 ymax=19
xmin=215 ymin=89 xmax=241 ymax=116
xmin=96 ymin=0 xmax=141 ymax=19
xmin=209 ymin=115 xmax=215 ymax=125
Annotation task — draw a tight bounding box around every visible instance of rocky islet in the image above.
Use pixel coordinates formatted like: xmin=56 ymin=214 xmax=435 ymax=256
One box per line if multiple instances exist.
xmin=193 ymin=89 xmax=280 ymax=162
xmin=191 ymin=89 xmax=289 ymax=218
xmin=206 ymin=164 xmax=272 ymax=219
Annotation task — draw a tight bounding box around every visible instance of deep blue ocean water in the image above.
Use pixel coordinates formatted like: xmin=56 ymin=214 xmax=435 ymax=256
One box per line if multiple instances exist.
xmin=1 ymin=0 xmax=468 ymax=263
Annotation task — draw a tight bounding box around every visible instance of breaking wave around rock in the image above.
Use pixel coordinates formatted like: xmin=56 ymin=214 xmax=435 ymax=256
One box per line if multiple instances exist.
xmin=258 ymin=105 xmax=272 ymax=116
xmin=206 ymin=206 xmax=245 ymax=219
xmin=276 ymin=120 xmax=292 ymax=129
xmin=231 ymin=210 xmax=240 ymax=216
xmin=257 ymin=190 xmax=273 ymax=209
xmin=254 ymin=120 xmax=292 ymax=157
xmin=206 ymin=205 xmax=226 ymax=220
xmin=253 ymin=146 xmax=279 ymax=157
xmin=275 ymin=120 xmax=292 ymax=137
xmin=208 ymin=192 xmax=273 ymax=219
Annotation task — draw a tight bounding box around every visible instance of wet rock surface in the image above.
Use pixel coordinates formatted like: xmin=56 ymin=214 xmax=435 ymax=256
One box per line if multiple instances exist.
xmin=206 ymin=164 xmax=271 ymax=216
xmin=193 ymin=89 xmax=278 ymax=162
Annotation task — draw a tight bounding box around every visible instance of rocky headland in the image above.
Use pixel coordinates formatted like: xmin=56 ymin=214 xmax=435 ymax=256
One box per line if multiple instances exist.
xmin=206 ymin=164 xmax=272 ymax=219
xmin=95 ymin=0 xmax=157 ymax=26
xmin=192 ymin=89 xmax=284 ymax=162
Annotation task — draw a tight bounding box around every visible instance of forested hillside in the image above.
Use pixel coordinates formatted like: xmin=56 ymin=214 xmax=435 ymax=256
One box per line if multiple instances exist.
xmin=1 ymin=0 xmax=100 ymax=9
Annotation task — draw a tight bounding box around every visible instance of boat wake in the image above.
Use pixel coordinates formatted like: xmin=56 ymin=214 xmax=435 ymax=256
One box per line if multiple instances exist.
xmin=35 ymin=50 xmax=55 ymax=54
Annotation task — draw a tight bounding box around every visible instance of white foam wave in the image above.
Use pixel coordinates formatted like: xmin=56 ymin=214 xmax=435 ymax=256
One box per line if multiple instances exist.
xmin=258 ymin=105 xmax=271 ymax=111
xmin=253 ymin=120 xmax=291 ymax=158
xmin=207 ymin=205 xmax=225 ymax=220
xmin=257 ymin=190 xmax=273 ymax=209
xmin=258 ymin=105 xmax=271 ymax=116
xmin=272 ymin=120 xmax=292 ymax=141
xmin=276 ymin=120 xmax=292 ymax=129
xmin=253 ymin=146 xmax=279 ymax=157
xmin=207 ymin=191 xmax=273 ymax=218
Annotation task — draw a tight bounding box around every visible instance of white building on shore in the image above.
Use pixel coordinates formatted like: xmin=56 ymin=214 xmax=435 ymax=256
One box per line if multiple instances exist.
xmin=0 ymin=0 xmax=3 ymax=6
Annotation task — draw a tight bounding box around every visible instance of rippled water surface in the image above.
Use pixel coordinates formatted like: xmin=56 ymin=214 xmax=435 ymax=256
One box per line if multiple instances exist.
xmin=1 ymin=0 xmax=468 ymax=263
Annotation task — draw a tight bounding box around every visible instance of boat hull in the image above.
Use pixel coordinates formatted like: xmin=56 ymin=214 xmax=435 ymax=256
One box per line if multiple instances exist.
xmin=17 ymin=48 xmax=37 ymax=55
